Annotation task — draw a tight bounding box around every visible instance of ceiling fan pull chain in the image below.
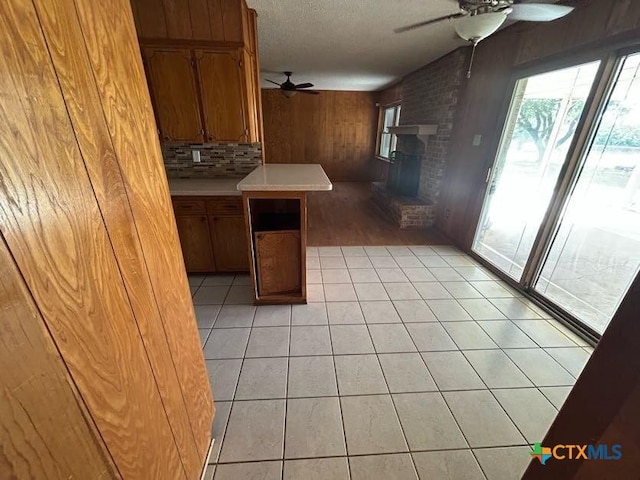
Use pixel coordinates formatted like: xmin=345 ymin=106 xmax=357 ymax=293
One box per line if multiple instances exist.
xmin=466 ymin=39 xmax=479 ymax=79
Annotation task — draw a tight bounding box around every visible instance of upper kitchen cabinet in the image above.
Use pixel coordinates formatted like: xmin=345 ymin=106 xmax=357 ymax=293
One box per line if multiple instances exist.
xmin=143 ymin=47 xmax=203 ymax=142
xmin=195 ymin=49 xmax=248 ymax=142
xmin=131 ymin=0 xmax=244 ymax=42
xmin=133 ymin=0 xmax=263 ymax=145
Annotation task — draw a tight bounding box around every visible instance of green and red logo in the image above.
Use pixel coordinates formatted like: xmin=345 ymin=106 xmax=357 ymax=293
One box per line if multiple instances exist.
xmin=530 ymin=442 xmax=622 ymax=465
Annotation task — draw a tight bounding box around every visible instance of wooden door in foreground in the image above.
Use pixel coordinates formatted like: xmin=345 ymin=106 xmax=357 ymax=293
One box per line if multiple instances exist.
xmin=0 ymin=0 xmax=213 ymax=478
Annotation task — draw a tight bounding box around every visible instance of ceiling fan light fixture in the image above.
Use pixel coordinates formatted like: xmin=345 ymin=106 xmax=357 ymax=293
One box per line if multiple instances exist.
xmin=282 ymin=90 xmax=297 ymax=98
xmin=454 ymin=11 xmax=508 ymax=42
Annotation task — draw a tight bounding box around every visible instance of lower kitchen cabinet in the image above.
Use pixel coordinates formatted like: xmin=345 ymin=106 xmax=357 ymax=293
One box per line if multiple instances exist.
xmin=210 ymin=215 xmax=249 ymax=271
xmin=175 ymin=215 xmax=215 ymax=273
xmin=173 ymin=196 xmax=249 ymax=274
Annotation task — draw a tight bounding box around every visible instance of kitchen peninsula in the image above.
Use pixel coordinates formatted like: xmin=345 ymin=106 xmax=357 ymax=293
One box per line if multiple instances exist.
xmin=169 ymin=164 xmax=331 ymax=304
xmin=238 ymin=164 xmax=332 ymax=304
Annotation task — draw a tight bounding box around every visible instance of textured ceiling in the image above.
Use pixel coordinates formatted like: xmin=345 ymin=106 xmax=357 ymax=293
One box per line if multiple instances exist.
xmin=246 ymin=0 xmax=472 ymax=91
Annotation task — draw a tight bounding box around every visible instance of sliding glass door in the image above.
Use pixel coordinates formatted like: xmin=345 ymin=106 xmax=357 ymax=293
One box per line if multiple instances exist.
xmin=473 ymin=50 xmax=640 ymax=337
xmin=473 ymin=62 xmax=600 ymax=280
xmin=534 ymin=53 xmax=640 ymax=335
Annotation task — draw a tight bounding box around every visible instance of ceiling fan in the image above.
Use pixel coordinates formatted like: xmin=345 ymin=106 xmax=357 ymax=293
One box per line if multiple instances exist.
xmin=394 ymin=0 xmax=575 ymax=77
xmin=265 ymin=72 xmax=320 ymax=98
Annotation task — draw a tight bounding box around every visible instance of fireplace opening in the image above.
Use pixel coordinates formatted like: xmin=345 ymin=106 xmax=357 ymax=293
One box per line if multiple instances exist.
xmin=387 ymin=151 xmax=421 ymax=197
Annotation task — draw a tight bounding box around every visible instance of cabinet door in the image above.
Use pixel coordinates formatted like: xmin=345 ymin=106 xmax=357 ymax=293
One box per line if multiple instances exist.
xmin=255 ymin=230 xmax=302 ymax=296
xmin=195 ymin=49 xmax=248 ymax=142
xmin=143 ymin=48 xmax=203 ymax=142
xmin=175 ymin=215 xmax=215 ymax=273
xmin=210 ymin=215 xmax=249 ymax=272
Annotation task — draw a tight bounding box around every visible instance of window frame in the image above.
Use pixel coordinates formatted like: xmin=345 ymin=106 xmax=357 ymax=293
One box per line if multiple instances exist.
xmin=469 ymin=43 xmax=640 ymax=343
xmin=376 ymin=103 xmax=401 ymax=160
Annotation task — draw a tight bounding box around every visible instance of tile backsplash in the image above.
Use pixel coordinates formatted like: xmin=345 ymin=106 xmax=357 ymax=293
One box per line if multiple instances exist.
xmin=162 ymin=142 xmax=262 ymax=178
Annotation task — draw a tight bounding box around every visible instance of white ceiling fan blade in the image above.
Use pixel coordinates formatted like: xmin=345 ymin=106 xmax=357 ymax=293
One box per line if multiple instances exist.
xmin=510 ymin=3 xmax=574 ymax=22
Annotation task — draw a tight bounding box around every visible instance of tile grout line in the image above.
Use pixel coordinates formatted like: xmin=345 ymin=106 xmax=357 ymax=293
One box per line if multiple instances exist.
xmin=398 ymin=263 xmax=559 ymax=474
xmin=423 ymin=281 xmax=564 ymax=447
xmin=325 ymin=300 xmax=353 ymax=480
xmin=359 ymin=298 xmax=420 ymax=479
xmin=280 ymin=303 xmax=293 ymax=480
xmin=384 ymin=297 xmax=489 ymax=480
xmin=214 ymin=299 xmax=256 ymax=465
xmin=212 ymin=442 xmax=539 ymax=466
xmin=471 ymin=317 xmax=580 ymax=397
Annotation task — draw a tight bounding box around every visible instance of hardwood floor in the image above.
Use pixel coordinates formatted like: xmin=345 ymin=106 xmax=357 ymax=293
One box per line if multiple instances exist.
xmin=307 ymin=182 xmax=450 ymax=246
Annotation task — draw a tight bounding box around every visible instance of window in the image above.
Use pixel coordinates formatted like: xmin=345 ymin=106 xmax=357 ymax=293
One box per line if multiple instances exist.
xmin=378 ymin=104 xmax=401 ymax=159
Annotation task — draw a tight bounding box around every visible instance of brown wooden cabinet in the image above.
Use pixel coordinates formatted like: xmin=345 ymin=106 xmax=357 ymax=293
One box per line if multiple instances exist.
xmin=242 ymin=192 xmax=308 ymax=304
xmin=175 ymin=215 xmax=215 ymax=272
xmin=210 ymin=215 xmax=249 ymax=271
xmin=133 ymin=0 xmax=263 ymax=145
xmin=195 ymin=49 xmax=248 ymax=142
xmin=255 ymin=230 xmax=302 ymax=296
xmin=142 ymin=45 xmax=260 ymax=144
xmin=143 ymin=47 xmax=203 ymax=142
xmin=173 ymin=196 xmax=249 ymax=273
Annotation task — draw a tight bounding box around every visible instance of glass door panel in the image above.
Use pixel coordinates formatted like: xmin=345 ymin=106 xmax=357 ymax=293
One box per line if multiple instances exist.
xmin=534 ymin=53 xmax=640 ymax=334
xmin=473 ymin=62 xmax=600 ymax=280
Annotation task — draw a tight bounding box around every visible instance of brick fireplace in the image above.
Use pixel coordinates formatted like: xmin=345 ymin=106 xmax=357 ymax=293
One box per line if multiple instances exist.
xmin=371 ymin=125 xmax=438 ymax=229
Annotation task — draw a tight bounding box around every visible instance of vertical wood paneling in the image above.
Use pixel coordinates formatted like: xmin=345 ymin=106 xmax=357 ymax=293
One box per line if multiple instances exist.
xmin=34 ymin=0 xmax=207 ymax=477
xmin=190 ymin=0 xmax=213 ymax=40
xmin=132 ymin=0 xmax=248 ymax=42
xmin=207 ymin=0 xmax=226 ymax=41
xmin=220 ymin=0 xmax=243 ymax=42
xmin=262 ymin=90 xmax=377 ymax=181
xmin=514 ymin=0 xmax=631 ymax=65
xmin=162 ymin=0 xmax=193 ymax=39
xmin=0 ymin=237 xmax=115 ymax=479
xmin=132 ymin=0 xmax=167 ymax=38
xmin=73 ymin=0 xmax=214 ymax=460
xmin=0 ymin=1 xmax=186 ymax=478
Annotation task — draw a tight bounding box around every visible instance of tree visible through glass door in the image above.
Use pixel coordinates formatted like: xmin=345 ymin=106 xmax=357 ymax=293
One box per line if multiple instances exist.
xmin=473 ymin=62 xmax=600 ymax=280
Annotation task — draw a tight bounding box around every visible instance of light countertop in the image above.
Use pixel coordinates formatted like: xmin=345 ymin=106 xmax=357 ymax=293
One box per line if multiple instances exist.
xmin=168 ymin=178 xmax=242 ymax=196
xmin=237 ymin=164 xmax=332 ymax=192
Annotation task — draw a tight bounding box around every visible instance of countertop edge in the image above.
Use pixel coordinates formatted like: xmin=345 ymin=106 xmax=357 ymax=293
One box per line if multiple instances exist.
xmin=170 ymin=190 xmax=242 ymax=197
xmin=236 ymin=184 xmax=333 ymax=192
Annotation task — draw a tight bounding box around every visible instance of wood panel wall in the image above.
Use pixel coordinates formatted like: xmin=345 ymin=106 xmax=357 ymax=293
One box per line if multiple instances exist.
xmin=437 ymin=0 xmax=640 ymax=247
xmin=0 ymin=0 xmax=213 ymax=478
xmin=261 ymin=90 xmax=378 ymax=182
xmin=130 ymin=0 xmax=245 ymax=42
xmin=0 ymin=237 xmax=115 ymax=479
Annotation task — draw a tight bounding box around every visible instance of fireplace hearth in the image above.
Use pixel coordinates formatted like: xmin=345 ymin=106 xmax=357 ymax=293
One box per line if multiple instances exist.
xmin=371 ymin=182 xmax=435 ymax=229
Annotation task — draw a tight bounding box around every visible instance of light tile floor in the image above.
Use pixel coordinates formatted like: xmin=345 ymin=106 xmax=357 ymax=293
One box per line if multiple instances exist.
xmin=191 ymin=245 xmax=593 ymax=480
